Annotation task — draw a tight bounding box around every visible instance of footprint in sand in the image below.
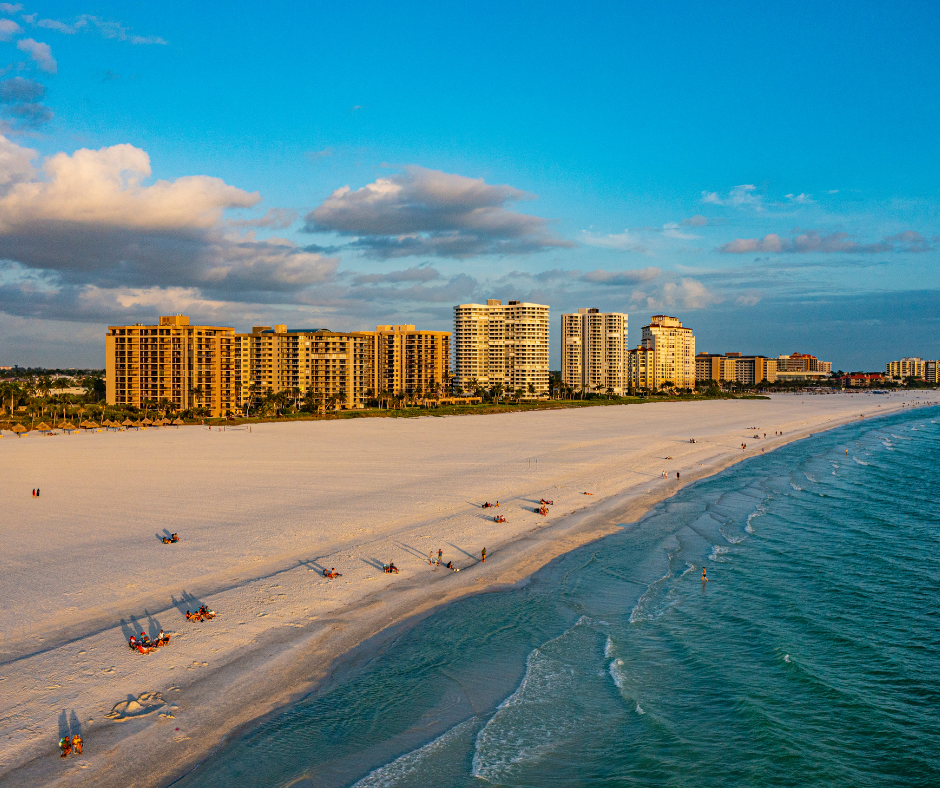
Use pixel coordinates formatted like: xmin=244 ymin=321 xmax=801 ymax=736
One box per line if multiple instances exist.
xmin=105 ymin=691 xmax=165 ymax=720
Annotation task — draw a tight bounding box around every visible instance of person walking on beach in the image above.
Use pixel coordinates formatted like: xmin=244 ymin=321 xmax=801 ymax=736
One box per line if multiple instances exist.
xmin=428 ymin=551 xmax=434 ymax=565
xmin=481 ymin=547 xmax=486 ymax=563
xmin=676 ymin=471 xmax=680 ymax=479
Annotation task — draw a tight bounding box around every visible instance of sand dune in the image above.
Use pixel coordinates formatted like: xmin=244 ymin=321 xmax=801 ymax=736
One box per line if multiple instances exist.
xmin=0 ymin=391 xmax=935 ymax=787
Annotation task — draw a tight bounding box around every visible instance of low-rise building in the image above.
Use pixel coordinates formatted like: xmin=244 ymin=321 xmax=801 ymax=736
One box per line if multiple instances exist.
xmin=695 ymin=352 xmax=778 ymax=385
xmin=837 ymin=374 xmax=885 ymax=387
xmin=773 ymin=353 xmax=832 ymax=383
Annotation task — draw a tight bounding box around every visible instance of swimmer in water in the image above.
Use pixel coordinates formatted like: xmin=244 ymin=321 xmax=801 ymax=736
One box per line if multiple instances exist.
xmin=702 ymin=568 xmax=708 ymax=582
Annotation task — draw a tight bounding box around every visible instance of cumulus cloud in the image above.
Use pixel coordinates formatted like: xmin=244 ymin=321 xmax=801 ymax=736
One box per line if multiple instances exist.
xmin=0 ymin=17 xmax=21 ymax=39
xmin=0 ymin=4 xmax=23 ymax=12
xmin=581 ymin=267 xmax=661 ymax=285
xmin=303 ymin=165 xmax=572 ymax=259
xmin=785 ymin=193 xmax=813 ymax=204
xmin=579 ymin=229 xmax=648 ymax=253
xmin=16 ymin=38 xmax=56 ymax=73
xmin=717 ymin=230 xmax=920 ymax=255
xmin=0 ymin=136 xmax=336 ymax=299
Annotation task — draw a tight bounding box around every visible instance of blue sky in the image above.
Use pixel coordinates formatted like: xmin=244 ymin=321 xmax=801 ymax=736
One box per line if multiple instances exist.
xmin=0 ymin=0 xmax=937 ymax=369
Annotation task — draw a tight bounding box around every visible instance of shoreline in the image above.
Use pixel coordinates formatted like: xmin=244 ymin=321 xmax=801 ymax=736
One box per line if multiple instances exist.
xmin=1 ymin=394 xmax=936 ymax=788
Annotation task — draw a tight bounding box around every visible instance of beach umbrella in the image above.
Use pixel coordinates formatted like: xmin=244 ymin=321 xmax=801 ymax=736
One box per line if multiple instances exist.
xmin=121 ymin=418 xmax=133 ymax=428
xmin=172 ymin=417 xmax=184 ymax=426
xmin=142 ymin=417 xmax=153 ymax=426
xmin=86 ymin=421 xmax=100 ymax=429
xmin=60 ymin=421 xmax=76 ymax=432
xmin=35 ymin=422 xmax=52 ymax=432
xmin=12 ymin=424 xmax=27 ymax=436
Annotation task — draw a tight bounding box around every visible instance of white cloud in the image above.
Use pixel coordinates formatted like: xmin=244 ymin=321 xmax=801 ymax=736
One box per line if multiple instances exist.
xmin=718 ymin=230 xmax=899 ymax=255
xmin=785 ymin=193 xmax=813 ymax=204
xmin=0 ymin=17 xmax=21 ymax=39
xmin=581 ymin=267 xmax=661 ymax=285
xmin=305 ymin=165 xmax=572 ymax=259
xmin=0 ymin=136 xmax=336 ymax=296
xmin=702 ymin=184 xmax=762 ymax=209
xmin=16 ymin=38 xmax=56 ymax=73
xmin=579 ymin=228 xmax=648 ymax=253
xmin=659 ymin=278 xmax=721 ymax=309
xmin=661 ymin=222 xmax=699 ymax=240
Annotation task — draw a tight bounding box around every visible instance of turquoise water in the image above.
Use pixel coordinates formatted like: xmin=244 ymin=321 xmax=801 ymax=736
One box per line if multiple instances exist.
xmin=175 ymin=409 xmax=940 ymax=788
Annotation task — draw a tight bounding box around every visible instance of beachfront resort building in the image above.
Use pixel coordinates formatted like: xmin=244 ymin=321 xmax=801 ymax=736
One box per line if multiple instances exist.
xmin=773 ymin=353 xmax=832 ymax=383
xmin=695 ymin=353 xmax=779 ymax=385
xmin=453 ymin=299 xmax=550 ymax=398
xmin=561 ymin=309 xmax=629 ymax=395
xmin=107 ymin=317 xmax=450 ymax=416
xmin=626 ymin=315 xmax=696 ymax=390
xmin=885 ymin=357 xmax=940 ymax=382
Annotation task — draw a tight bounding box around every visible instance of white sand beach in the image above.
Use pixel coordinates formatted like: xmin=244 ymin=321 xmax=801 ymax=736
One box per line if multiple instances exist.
xmin=1 ymin=392 xmax=936 ymax=787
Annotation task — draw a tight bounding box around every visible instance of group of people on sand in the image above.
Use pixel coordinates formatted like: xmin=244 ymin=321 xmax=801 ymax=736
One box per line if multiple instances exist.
xmin=161 ymin=533 xmax=180 ymax=544
xmin=536 ymin=505 xmax=549 ymax=516
xmin=481 ymin=501 xmax=499 ymax=508
xmin=540 ymin=498 xmax=554 ymax=506
xmin=59 ymin=735 xmax=83 ymax=757
xmin=185 ymin=606 xmax=216 ymax=622
xmin=128 ymin=629 xmax=170 ymax=654
xmin=383 ymin=562 xmax=399 ymax=573
xmin=31 ymin=488 xmax=41 ymax=497
xmin=323 ymin=567 xmax=342 ymax=579
xmin=493 ymin=514 xmax=506 ymax=523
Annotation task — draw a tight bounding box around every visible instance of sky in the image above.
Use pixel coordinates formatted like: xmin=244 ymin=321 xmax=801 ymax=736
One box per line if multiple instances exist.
xmin=0 ymin=0 xmax=937 ymax=371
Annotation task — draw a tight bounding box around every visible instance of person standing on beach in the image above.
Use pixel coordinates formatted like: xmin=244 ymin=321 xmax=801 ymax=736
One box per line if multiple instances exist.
xmin=428 ymin=551 xmax=434 ymax=565
xmin=437 ymin=548 xmax=443 ymax=566
xmin=481 ymin=547 xmax=486 ymax=563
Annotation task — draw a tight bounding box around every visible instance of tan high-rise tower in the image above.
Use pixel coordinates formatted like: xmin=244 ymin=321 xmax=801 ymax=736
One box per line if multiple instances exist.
xmin=627 ymin=315 xmax=696 ymax=390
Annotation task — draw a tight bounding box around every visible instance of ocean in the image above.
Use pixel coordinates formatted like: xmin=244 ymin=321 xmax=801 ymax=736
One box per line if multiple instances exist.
xmin=175 ymin=408 xmax=940 ymax=788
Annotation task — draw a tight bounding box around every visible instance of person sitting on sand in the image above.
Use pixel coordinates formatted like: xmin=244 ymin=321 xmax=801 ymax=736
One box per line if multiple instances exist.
xmin=171 ymin=533 xmax=179 ymax=542
xmin=72 ymin=734 xmax=83 ymax=755
xmin=60 ymin=737 xmax=71 ymax=757
xmin=140 ymin=631 xmax=151 ymax=647
xmin=387 ymin=562 xmax=399 ymax=573
xmin=128 ymin=634 xmax=137 ymax=649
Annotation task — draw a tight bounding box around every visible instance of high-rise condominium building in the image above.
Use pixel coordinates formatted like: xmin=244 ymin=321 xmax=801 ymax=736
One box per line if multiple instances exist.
xmin=561 ymin=308 xmax=628 ymax=395
xmin=106 ymin=315 xmax=238 ymax=416
xmin=886 ymin=357 xmax=940 ymax=382
xmin=627 ymin=315 xmax=696 ymax=390
xmin=107 ymin=317 xmax=449 ymax=416
xmin=453 ymin=299 xmax=550 ymax=398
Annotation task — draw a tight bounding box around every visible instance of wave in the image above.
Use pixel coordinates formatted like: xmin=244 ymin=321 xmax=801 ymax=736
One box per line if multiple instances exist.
xmin=351 ymin=717 xmax=479 ymax=788
xmin=471 ymin=617 xmax=599 ymax=782
xmin=629 ymin=560 xmax=693 ymax=624
xmin=709 ymin=545 xmax=731 ymax=562
xmin=852 ymin=457 xmax=870 ymax=466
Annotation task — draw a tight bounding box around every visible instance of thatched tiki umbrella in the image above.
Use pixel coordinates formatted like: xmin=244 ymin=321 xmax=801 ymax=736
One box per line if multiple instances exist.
xmin=60 ymin=421 xmax=77 ymax=433
xmin=12 ymin=424 xmax=27 ymax=437
xmin=142 ymin=417 xmax=153 ymax=427
xmin=35 ymin=422 xmax=53 ymax=434
xmin=172 ymin=417 xmax=184 ymax=427
xmin=121 ymin=418 xmax=134 ymax=429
